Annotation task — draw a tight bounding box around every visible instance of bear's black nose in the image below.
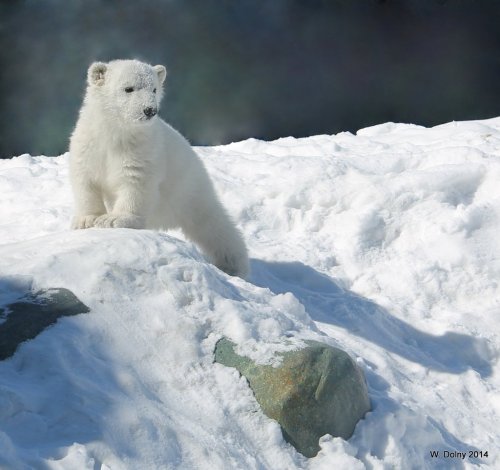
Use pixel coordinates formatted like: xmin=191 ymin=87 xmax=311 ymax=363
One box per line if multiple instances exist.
xmin=144 ymin=107 xmax=157 ymax=118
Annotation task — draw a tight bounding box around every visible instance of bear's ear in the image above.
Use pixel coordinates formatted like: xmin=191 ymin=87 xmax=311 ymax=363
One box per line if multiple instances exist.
xmin=154 ymin=65 xmax=167 ymax=85
xmin=88 ymin=62 xmax=107 ymax=87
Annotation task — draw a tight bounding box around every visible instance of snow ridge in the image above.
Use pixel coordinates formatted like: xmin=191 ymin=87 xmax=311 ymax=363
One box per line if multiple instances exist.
xmin=1 ymin=118 xmax=499 ymax=468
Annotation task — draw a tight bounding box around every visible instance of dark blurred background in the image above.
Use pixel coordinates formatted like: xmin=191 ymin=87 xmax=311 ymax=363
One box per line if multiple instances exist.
xmin=1 ymin=0 xmax=499 ymax=158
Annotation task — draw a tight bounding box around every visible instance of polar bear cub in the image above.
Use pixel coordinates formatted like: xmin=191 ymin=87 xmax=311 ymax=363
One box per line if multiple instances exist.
xmin=69 ymin=59 xmax=249 ymax=278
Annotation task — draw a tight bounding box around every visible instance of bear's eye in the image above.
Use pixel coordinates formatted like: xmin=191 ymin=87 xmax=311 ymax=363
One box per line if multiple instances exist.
xmin=124 ymin=87 xmax=134 ymax=93
xmin=153 ymin=88 xmax=157 ymax=93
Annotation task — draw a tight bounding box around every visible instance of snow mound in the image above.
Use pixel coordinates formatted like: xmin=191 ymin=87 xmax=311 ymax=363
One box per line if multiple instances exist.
xmin=1 ymin=117 xmax=500 ymax=468
xmin=0 ymin=229 xmax=324 ymax=468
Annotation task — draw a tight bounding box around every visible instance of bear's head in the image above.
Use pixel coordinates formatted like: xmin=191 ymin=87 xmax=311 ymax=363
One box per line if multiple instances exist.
xmin=86 ymin=59 xmax=167 ymax=125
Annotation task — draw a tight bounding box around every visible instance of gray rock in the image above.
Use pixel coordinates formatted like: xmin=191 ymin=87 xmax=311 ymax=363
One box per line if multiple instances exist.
xmin=214 ymin=338 xmax=370 ymax=457
xmin=0 ymin=288 xmax=90 ymax=360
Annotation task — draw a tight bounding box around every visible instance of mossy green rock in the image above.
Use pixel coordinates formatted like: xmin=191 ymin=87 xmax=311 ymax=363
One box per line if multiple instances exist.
xmin=214 ymin=338 xmax=370 ymax=457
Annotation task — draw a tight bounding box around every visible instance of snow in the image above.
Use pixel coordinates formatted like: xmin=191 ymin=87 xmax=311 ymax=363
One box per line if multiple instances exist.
xmin=1 ymin=117 xmax=499 ymax=469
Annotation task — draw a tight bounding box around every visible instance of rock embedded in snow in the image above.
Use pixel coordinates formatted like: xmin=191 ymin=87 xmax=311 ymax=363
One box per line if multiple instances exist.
xmin=214 ymin=338 xmax=370 ymax=458
xmin=0 ymin=288 xmax=90 ymax=360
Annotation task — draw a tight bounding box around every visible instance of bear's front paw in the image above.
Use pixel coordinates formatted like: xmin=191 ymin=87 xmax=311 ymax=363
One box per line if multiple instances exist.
xmin=71 ymin=215 xmax=100 ymax=229
xmin=94 ymin=214 xmax=145 ymax=229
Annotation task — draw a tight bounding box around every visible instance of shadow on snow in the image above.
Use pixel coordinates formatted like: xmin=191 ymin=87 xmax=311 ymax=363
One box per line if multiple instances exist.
xmin=250 ymin=259 xmax=493 ymax=378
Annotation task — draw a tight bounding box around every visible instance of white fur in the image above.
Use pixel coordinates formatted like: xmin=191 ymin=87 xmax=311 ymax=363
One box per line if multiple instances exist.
xmin=69 ymin=59 xmax=249 ymax=278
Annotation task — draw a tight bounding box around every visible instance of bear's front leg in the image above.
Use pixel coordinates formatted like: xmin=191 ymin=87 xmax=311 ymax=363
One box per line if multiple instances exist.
xmin=71 ymin=181 xmax=107 ymax=230
xmin=93 ymin=179 xmax=147 ymax=229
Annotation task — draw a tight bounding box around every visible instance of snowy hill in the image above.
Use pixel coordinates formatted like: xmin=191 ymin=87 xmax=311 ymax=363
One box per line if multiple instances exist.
xmin=1 ymin=118 xmax=499 ymax=469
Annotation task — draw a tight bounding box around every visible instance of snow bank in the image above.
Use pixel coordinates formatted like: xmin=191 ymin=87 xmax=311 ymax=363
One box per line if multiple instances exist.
xmin=1 ymin=117 xmax=500 ymax=468
xmin=0 ymin=229 xmax=320 ymax=469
